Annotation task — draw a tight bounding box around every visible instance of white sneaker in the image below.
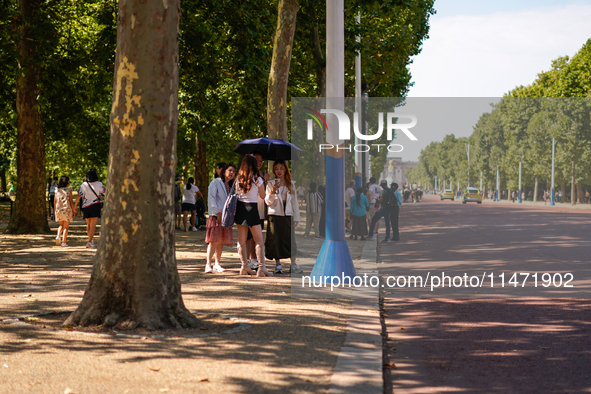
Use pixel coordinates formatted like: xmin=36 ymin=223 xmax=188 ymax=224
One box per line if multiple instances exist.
xmin=61 ymin=243 xmax=69 ymax=247
xmin=291 ymin=264 xmax=303 ymax=274
xmin=191 ymin=227 xmax=198 ymax=231
xmin=204 ymin=264 xmax=213 ymax=273
xmin=55 ymin=237 xmax=60 ymax=246
xmin=249 ymin=259 xmax=259 ymax=270
xmin=212 ymin=264 xmax=225 ymax=273
xmin=86 ymin=241 xmax=96 ymax=249
xmin=274 ymin=264 xmax=283 ymax=274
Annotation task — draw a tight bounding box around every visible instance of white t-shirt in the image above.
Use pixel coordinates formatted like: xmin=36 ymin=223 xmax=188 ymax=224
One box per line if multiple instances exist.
xmin=182 ymin=184 xmax=200 ymax=204
xmin=368 ymin=184 xmax=382 ymax=204
xmin=345 ymin=187 xmax=355 ymax=210
xmin=238 ymin=177 xmax=264 ymax=203
xmin=78 ymin=181 xmax=106 ymax=208
xmin=297 ymin=186 xmax=305 ymax=196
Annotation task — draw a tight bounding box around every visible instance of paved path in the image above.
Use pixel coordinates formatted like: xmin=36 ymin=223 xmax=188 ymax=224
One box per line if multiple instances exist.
xmin=379 ymin=195 xmax=591 ymax=393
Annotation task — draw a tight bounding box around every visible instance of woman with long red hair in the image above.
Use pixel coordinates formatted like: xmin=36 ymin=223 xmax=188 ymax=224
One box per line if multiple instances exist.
xmin=234 ymin=155 xmax=273 ymax=276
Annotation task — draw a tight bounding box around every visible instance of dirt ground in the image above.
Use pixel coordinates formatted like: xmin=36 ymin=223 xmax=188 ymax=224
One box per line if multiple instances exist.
xmin=0 ymin=216 xmax=353 ymax=394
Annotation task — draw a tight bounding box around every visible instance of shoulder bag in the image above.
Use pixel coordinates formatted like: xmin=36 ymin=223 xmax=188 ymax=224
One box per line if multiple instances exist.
xmin=86 ymin=181 xmax=104 ymax=209
xmin=221 ymin=181 xmax=238 ymax=227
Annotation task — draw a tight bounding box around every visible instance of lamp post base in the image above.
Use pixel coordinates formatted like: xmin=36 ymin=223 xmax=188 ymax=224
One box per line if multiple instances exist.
xmin=310 ymin=239 xmax=356 ymax=280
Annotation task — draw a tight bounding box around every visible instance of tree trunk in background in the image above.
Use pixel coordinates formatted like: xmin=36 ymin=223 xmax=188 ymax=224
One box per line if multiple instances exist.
xmin=561 ymin=182 xmax=566 ymax=203
xmin=578 ymin=181 xmax=584 ymax=204
xmin=5 ymin=0 xmax=49 ymax=234
xmin=194 ymin=135 xmax=207 ymax=210
xmin=65 ymin=0 xmax=198 ymax=330
xmin=0 ymin=168 xmax=6 ymax=192
xmin=571 ymin=161 xmax=576 ymax=205
xmin=533 ymin=175 xmax=538 ymax=202
xmin=267 ymin=0 xmax=299 ymax=140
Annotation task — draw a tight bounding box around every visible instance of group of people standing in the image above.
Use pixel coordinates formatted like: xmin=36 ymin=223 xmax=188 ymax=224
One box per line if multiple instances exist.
xmin=345 ymin=177 xmax=402 ymax=242
xmin=203 ymin=154 xmax=303 ymax=277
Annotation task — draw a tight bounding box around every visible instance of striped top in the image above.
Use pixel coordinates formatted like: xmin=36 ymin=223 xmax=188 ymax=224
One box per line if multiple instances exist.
xmin=306 ymin=191 xmax=323 ymax=213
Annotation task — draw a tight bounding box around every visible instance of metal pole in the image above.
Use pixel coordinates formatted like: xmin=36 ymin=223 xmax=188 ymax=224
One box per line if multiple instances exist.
xmin=354 ymin=11 xmax=362 ymax=188
xmin=496 ymin=166 xmax=499 ymax=202
xmin=550 ymin=138 xmax=555 ymax=206
xmin=518 ymin=162 xmax=522 ymax=203
xmin=311 ymin=0 xmax=355 ymax=280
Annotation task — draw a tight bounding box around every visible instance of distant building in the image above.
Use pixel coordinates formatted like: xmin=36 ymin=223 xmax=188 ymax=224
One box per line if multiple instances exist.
xmin=379 ymin=157 xmax=417 ymax=187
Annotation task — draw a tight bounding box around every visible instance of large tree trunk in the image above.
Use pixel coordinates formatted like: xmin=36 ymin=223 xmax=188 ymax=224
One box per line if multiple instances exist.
xmin=267 ymin=0 xmax=299 ymax=140
xmin=5 ymin=0 xmax=49 ymax=234
xmin=194 ymin=134 xmax=207 ymax=210
xmin=65 ymin=0 xmax=198 ymax=330
xmin=533 ymin=175 xmax=538 ymax=202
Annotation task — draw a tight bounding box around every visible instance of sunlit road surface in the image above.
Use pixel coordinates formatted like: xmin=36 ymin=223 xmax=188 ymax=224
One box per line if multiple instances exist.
xmin=379 ymin=195 xmax=591 ymax=393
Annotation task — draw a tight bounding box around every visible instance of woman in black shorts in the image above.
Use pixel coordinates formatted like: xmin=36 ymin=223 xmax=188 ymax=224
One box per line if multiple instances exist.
xmin=235 ymin=155 xmax=273 ymax=277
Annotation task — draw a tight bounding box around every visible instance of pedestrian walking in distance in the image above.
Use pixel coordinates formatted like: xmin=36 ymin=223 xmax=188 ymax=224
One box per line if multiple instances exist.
xmin=75 ymin=169 xmax=106 ymax=249
xmin=181 ymin=177 xmax=204 ymax=232
xmin=389 ymin=182 xmax=403 ymax=241
xmin=304 ymin=182 xmax=323 ymax=239
xmin=54 ymin=176 xmax=75 ymax=247
xmin=350 ymin=187 xmax=369 ymax=240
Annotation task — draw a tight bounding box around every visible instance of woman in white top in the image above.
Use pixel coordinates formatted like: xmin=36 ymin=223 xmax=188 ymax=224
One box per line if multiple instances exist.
xmin=75 ymin=169 xmax=106 ymax=249
xmin=181 ymin=177 xmax=204 ymax=231
xmin=205 ymin=163 xmax=236 ymax=274
xmin=264 ymin=160 xmax=302 ymax=274
xmin=234 ymin=155 xmax=272 ymax=277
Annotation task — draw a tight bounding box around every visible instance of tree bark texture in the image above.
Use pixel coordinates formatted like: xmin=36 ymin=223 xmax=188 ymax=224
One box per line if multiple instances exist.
xmin=65 ymin=0 xmax=198 ymax=330
xmin=6 ymin=0 xmax=50 ymax=234
xmin=267 ymin=0 xmax=298 ymax=140
xmin=194 ymin=135 xmax=207 ymax=209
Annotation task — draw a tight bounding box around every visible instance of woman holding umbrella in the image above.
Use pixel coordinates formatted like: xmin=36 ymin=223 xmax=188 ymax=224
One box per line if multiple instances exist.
xmin=234 ymin=155 xmax=273 ymax=277
xmin=264 ymin=159 xmax=303 ymax=274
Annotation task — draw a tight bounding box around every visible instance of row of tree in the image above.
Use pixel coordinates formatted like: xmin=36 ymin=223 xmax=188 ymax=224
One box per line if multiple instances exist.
xmin=1 ymin=0 xmax=435 ymax=233
xmin=406 ymin=39 xmax=591 ymax=202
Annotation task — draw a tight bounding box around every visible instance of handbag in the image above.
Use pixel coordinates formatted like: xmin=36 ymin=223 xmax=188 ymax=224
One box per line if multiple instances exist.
xmin=221 ymin=181 xmax=238 ymax=227
xmin=86 ymin=181 xmax=104 ymax=209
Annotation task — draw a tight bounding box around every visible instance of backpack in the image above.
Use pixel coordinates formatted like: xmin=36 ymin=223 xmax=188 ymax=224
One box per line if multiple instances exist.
xmin=383 ymin=188 xmax=397 ymax=210
xmin=174 ymin=182 xmax=182 ymax=202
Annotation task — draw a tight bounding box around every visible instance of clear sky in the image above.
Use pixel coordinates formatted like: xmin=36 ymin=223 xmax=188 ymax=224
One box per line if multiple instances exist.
xmin=395 ymin=1 xmax=591 ymax=161
xmin=407 ymin=0 xmax=591 ymax=97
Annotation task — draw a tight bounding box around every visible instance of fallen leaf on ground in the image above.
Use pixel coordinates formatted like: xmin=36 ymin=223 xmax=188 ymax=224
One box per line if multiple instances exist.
xmin=384 ymin=362 xmax=396 ymax=369
xmin=198 ymin=378 xmax=209 ymax=382
xmin=400 ymin=327 xmax=405 ymax=330
xmin=149 ymin=367 xmax=161 ymax=372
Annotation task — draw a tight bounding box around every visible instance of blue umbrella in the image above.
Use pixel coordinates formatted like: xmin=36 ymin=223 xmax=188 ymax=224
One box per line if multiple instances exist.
xmin=234 ymin=137 xmax=302 ymax=160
